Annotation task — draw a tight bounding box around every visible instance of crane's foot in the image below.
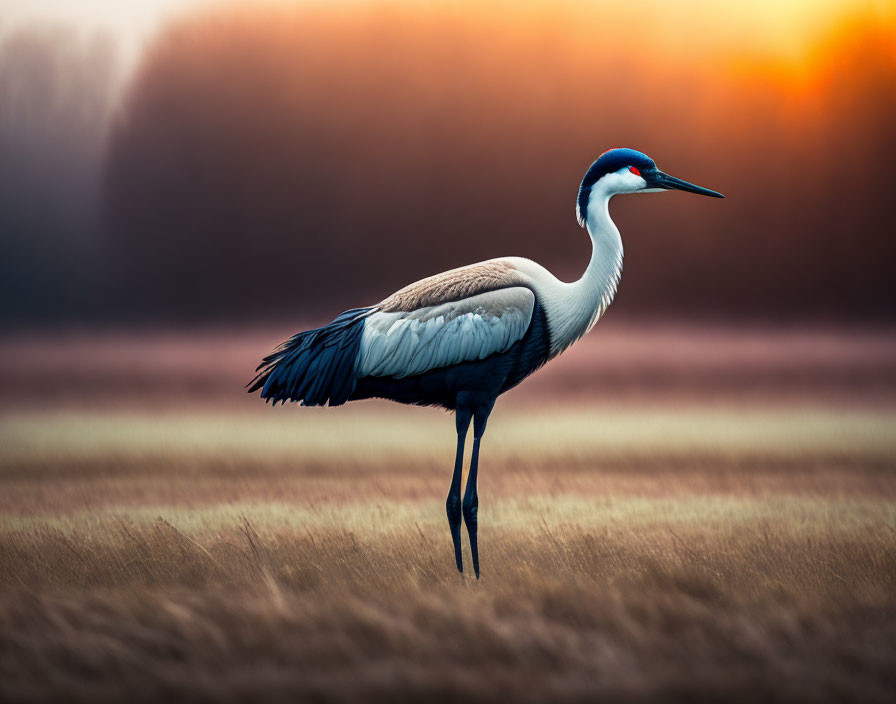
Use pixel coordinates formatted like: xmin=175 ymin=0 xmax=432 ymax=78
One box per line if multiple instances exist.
xmin=462 ymin=497 xmax=479 ymax=579
xmin=446 ymin=495 xmax=463 ymax=573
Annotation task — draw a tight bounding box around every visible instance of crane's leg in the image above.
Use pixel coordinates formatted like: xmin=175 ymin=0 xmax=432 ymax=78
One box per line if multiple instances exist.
xmin=463 ymin=404 xmax=492 ymax=579
xmin=447 ymin=407 xmax=472 ymax=574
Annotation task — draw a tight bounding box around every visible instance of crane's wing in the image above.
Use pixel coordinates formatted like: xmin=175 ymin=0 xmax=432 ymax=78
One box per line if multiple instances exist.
xmin=248 ymin=258 xmax=535 ymax=405
xmin=356 ymin=286 xmax=535 ymax=378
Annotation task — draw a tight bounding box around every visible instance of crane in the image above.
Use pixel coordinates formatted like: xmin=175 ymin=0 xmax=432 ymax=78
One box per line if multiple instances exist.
xmin=248 ymin=148 xmax=723 ymax=578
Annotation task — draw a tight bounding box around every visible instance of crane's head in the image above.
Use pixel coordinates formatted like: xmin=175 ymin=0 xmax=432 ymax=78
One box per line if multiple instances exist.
xmin=576 ymin=148 xmax=724 ymax=226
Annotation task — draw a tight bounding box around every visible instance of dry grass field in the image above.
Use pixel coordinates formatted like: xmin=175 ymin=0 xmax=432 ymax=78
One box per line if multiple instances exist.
xmin=1 ymin=328 xmax=895 ymax=702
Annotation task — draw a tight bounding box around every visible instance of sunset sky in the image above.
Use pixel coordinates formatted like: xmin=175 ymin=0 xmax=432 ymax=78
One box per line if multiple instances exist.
xmin=1 ymin=0 xmax=894 ymax=325
xmin=3 ymin=0 xmax=893 ymax=65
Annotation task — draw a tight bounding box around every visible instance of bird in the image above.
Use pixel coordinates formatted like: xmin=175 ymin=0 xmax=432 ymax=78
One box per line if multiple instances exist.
xmin=248 ymin=148 xmax=723 ymax=578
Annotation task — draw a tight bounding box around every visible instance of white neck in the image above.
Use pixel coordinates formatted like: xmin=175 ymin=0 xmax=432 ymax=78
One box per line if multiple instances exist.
xmin=560 ymin=186 xmax=624 ymax=349
xmin=509 ymin=184 xmax=623 ymax=356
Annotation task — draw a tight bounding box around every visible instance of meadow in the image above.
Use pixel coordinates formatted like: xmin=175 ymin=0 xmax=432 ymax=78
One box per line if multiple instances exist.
xmin=1 ymin=327 xmax=895 ymax=702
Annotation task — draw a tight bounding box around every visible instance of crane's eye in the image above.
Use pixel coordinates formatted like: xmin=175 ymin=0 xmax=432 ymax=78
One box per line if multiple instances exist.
xmin=629 ymin=166 xmax=641 ymax=176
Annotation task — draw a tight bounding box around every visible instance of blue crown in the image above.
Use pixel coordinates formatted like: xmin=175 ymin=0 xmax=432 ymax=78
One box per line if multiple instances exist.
xmin=576 ymin=148 xmax=656 ymax=225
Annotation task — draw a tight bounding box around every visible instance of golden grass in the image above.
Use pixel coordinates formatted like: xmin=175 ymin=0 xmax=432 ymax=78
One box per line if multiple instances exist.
xmin=1 ymin=404 xmax=895 ymax=702
xmin=3 ymin=405 xmax=895 ymax=464
xmin=2 ymin=515 xmax=895 ymax=703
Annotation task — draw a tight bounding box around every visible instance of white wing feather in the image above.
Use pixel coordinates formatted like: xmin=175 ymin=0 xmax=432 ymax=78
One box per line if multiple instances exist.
xmin=356 ymin=287 xmax=535 ymax=378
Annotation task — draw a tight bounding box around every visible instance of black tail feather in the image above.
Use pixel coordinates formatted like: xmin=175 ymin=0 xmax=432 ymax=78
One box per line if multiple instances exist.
xmin=247 ymin=307 xmax=374 ymax=406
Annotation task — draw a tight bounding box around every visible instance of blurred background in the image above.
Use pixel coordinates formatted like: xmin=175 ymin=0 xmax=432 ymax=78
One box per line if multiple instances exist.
xmin=2 ymin=4 xmax=896 ymax=700
xmin=1 ymin=0 xmax=894 ymax=329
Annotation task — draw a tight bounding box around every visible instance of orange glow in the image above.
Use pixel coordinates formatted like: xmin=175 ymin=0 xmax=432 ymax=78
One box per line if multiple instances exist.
xmin=2 ymin=0 xmax=895 ymax=322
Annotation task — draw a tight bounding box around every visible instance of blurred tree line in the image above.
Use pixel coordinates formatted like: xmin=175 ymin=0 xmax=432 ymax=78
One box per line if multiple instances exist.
xmin=2 ymin=3 xmax=894 ymax=327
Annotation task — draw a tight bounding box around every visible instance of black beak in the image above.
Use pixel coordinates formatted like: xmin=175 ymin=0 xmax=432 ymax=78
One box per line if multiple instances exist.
xmin=645 ymin=169 xmax=724 ymax=198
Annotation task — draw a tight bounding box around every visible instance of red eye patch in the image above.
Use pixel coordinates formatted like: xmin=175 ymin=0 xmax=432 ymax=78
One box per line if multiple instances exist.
xmin=629 ymin=167 xmax=641 ymax=176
